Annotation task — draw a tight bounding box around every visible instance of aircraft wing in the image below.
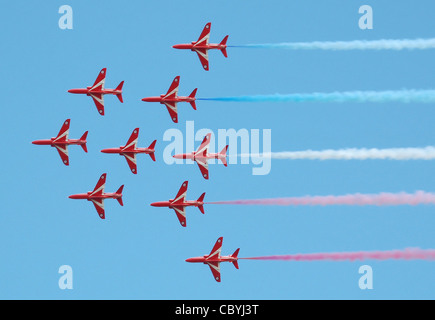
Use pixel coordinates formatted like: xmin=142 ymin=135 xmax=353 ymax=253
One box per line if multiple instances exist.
xmin=207 ymin=237 xmax=223 ymax=260
xmin=206 ymin=261 xmax=221 ymax=282
xmin=163 ymin=76 xmax=180 ymax=99
xmin=196 ymin=133 xmax=211 ymax=156
xmin=195 ymin=22 xmax=211 ymax=46
xmin=122 ymin=152 xmax=138 ymax=174
xmin=90 ymin=68 xmax=106 ymax=91
xmin=90 ymin=173 xmax=106 ymax=196
xmin=90 ymin=93 xmax=105 ymax=116
xmin=172 ymin=181 xmax=188 ymax=205
xmin=196 ymin=158 xmax=209 ymax=180
xmin=194 ymin=48 xmax=209 ymax=71
xmin=163 ymin=101 xmax=178 ymax=123
xmin=172 ymin=206 xmax=187 ymax=227
xmin=53 ymin=119 xmax=70 ymax=143
xmin=54 ymin=144 xmax=69 ymax=166
xmin=122 ymin=128 xmax=139 ymax=151
xmin=91 ymin=198 xmax=105 ymax=219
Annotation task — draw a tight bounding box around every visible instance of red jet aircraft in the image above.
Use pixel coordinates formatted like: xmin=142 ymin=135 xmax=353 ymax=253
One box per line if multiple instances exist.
xmin=141 ymin=76 xmax=197 ymax=123
xmin=68 ymin=173 xmax=123 ymax=219
xmin=150 ymin=181 xmax=205 ymax=227
xmin=101 ymin=128 xmax=157 ymax=174
xmin=173 ymin=22 xmax=228 ymax=71
xmin=173 ymin=133 xmax=228 ymax=180
xmin=32 ymin=119 xmax=88 ymax=166
xmin=185 ymin=237 xmax=240 ymax=282
xmin=68 ymin=68 xmax=124 ymax=116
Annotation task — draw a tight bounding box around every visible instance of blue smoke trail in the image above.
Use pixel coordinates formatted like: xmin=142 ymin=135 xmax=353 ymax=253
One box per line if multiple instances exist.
xmin=198 ymin=90 xmax=435 ymax=103
xmin=228 ymin=38 xmax=435 ymax=50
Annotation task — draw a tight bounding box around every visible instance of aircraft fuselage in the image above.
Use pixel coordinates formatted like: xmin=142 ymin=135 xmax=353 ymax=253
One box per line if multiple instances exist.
xmin=32 ymin=138 xmax=85 ymax=146
xmin=100 ymin=147 xmax=154 ymax=155
xmin=150 ymin=200 xmax=203 ymax=208
xmin=141 ymin=95 xmax=195 ymax=104
xmin=172 ymin=42 xmax=226 ymax=51
xmin=68 ymin=192 xmax=121 ymax=201
xmin=185 ymin=255 xmax=237 ymax=264
xmin=173 ymin=152 xmax=223 ymax=161
xmin=67 ymin=87 xmax=121 ymax=96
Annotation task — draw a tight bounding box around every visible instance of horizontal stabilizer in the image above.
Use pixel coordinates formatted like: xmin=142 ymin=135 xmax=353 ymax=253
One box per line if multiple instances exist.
xmin=149 ymin=152 xmax=156 ymax=162
xmin=80 ymin=131 xmax=88 ymax=153
xmin=219 ymin=145 xmax=228 ymax=166
xmin=220 ymin=35 xmax=229 ymax=58
xmin=231 ymin=248 xmax=240 ymax=269
xmin=116 ymin=185 xmax=124 ymax=206
xmin=116 ymin=81 xmax=124 ymax=103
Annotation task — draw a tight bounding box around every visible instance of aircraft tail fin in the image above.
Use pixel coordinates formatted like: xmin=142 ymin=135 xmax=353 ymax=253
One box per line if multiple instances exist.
xmin=231 ymin=248 xmax=240 ymax=269
xmin=189 ymin=88 xmax=198 ymax=110
xmin=80 ymin=131 xmax=88 ymax=153
xmin=148 ymin=140 xmax=157 ymax=161
xmin=197 ymin=192 xmax=206 ymax=214
xmin=116 ymin=185 xmax=124 ymax=206
xmin=116 ymin=81 xmax=124 ymax=103
xmin=220 ymin=35 xmax=229 ymax=57
xmin=219 ymin=145 xmax=228 ymax=166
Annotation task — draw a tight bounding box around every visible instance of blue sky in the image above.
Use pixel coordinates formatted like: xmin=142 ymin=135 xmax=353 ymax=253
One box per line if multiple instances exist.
xmin=0 ymin=0 xmax=434 ymax=299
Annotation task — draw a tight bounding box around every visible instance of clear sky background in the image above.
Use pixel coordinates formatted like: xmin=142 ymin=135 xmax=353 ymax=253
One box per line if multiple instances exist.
xmin=0 ymin=0 xmax=434 ymax=299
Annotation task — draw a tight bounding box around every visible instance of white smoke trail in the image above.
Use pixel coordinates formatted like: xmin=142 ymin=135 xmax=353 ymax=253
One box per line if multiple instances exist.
xmin=230 ymin=38 xmax=435 ymax=50
xmin=242 ymin=146 xmax=435 ymax=161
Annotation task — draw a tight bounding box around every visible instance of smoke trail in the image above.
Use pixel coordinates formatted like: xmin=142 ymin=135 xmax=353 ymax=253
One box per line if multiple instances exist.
xmin=240 ymin=248 xmax=435 ymax=261
xmin=229 ymin=38 xmax=435 ymax=50
xmin=198 ymin=90 xmax=435 ymax=103
xmin=208 ymin=191 xmax=435 ymax=206
xmin=243 ymin=146 xmax=435 ymax=161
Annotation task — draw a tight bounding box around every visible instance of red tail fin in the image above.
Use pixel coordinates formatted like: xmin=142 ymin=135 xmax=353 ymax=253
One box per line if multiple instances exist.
xmin=148 ymin=140 xmax=157 ymax=150
xmin=116 ymin=81 xmax=124 ymax=103
xmin=231 ymin=248 xmax=240 ymax=269
xmin=219 ymin=145 xmax=228 ymax=166
xmin=148 ymin=140 xmax=157 ymax=161
xmin=80 ymin=131 xmax=88 ymax=153
xmin=189 ymin=88 xmax=197 ymax=110
xmin=220 ymin=35 xmax=229 ymax=57
xmin=197 ymin=192 xmax=206 ymax=214
xmin=116 ymin=185 xmax=124 ymax=206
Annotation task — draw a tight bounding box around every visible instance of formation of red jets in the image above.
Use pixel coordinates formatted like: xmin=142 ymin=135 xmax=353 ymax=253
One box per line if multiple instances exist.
xmin=32 ymin=23 xmax=236 ymax=282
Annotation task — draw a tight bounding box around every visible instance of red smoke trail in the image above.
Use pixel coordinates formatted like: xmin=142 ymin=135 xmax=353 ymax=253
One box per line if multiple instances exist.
xmin=240 ymin=248 xmax=435 ymax=261
xmin=208 ymin=191 xmax=435 ymax=206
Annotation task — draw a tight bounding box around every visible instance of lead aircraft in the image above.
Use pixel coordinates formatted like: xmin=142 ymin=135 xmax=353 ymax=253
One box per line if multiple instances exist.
xmin=32 ymin=119 xmax=87 ymax=166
